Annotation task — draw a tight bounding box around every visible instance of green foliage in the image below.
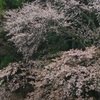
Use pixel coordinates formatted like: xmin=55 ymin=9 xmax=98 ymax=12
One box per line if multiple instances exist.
xmin=0 ymin=0 xmax=5 ymax=9
xmin=0 ymin=55 xmax=13 ymax=69
xmin=82 ymin=11 xmax=99 ymax=30
xmin=0 ymin=0 xmax=33 ymax=9
xmin=0 ymin=31 xmax=22 ymax=69
xmin=0 ymin=0 xmax=23 ymax=9
xmin=33 ymin=32 xmax=85 ymax=59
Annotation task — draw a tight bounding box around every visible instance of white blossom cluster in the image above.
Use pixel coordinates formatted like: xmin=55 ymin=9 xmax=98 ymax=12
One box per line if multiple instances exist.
xmin=4 ymin=0 xmax=100 ymax=58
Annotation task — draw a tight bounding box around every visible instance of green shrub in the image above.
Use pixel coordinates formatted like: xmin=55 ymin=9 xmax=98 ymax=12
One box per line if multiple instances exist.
xmin=0 ymin=55 xmax=13 ymax=69
xmin=0 ymin=0 xmax=33 ymax=9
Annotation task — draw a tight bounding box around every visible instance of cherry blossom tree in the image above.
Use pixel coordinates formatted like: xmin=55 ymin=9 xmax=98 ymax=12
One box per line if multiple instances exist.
xmin=4 ymin=0 xmax=100 ymax=58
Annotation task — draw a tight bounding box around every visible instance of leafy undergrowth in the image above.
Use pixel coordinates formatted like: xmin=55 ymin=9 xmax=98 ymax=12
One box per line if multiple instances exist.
xmin=0 ymin=46 xmax=100 ymax=100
